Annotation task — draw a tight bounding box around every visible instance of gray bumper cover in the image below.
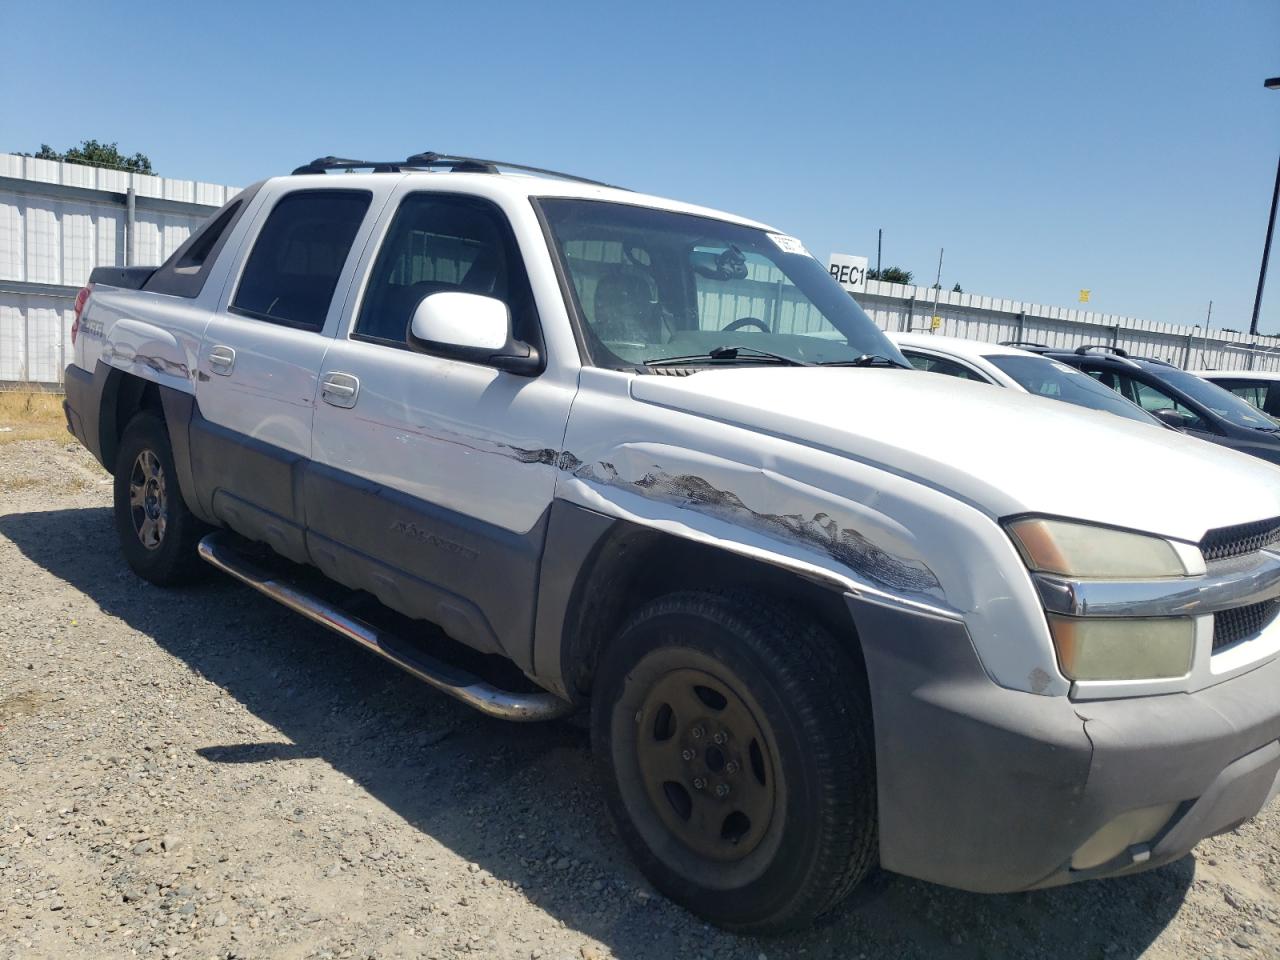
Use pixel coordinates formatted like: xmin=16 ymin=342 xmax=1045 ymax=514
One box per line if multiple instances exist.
xmin=847 ymin=594 xmax=1280 ymax=893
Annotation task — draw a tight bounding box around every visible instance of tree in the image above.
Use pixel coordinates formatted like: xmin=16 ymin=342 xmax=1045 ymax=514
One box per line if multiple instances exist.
xmin=868 ymin=266 xmax=913 ymax=284
xmin=22 ymin=140 xmax=154 ymax=175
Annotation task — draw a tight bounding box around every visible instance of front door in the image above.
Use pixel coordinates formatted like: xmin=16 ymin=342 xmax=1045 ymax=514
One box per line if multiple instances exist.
xmin=306 ymin=189 xmax=577 ymax=662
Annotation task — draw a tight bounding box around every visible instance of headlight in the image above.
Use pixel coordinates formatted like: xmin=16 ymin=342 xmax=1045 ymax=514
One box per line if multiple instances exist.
xmin=1048 ymin=615 xmax=1195 ymax=680
xmin=1006 ymin=518 xmax=1191 ymax=579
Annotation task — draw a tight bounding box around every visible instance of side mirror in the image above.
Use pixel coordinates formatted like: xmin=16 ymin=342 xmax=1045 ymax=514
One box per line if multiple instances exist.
xmin=1152 ymin=408 xmax=1191 ymax=430
xmin=408 ymin=292 xmax=541 ymax=376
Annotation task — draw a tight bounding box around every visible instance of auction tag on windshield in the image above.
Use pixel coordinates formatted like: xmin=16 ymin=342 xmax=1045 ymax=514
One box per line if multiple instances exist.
xmin=767 ymin=233 xmax=811 ymax=257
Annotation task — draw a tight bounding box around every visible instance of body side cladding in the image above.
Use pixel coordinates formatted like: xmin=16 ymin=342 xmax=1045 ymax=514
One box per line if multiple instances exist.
xmin=156 ymin=387 xmax=215 ymax=525
xmin=301 ymin=459 xmax=546 ymax=667
xmin=532 ymin=500 xmax=623 ymax=698
xmin=188 ymin=403 xmax=306 ymax=527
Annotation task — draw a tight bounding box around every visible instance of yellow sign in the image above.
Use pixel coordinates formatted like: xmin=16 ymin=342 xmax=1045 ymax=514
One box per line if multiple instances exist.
xmin=931 ymin=315 xmax=942 ymax=330
xmin=1079 ymin=289 xmax=1091 ymax=303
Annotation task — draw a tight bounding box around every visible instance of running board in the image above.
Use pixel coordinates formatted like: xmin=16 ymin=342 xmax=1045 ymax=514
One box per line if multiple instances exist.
xmin=197 ymin=532 xmax=573 ymax=722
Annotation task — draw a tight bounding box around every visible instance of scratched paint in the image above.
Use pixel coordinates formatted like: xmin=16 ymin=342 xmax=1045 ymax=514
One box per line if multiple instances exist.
xmin=568 ymin=458 xmax=941 ymax=595
xmin=342 ymin=421 xmax=940 ymax=598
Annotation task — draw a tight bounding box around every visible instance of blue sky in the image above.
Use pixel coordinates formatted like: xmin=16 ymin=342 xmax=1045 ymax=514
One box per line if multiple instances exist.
xmin=4 ymin=0 xmax=1279 ymax=332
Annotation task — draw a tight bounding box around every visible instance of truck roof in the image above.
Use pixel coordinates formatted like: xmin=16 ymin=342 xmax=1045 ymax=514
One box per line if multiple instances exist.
xmin=276 ymin=169 xmax=777 ymax=234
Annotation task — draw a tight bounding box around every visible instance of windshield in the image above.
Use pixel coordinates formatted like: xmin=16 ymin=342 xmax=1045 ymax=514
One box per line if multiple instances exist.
xmin=1150 ymin=367 xmax=1280 ymax=431
xmin=985 ymin=355 xmax=1163 ymax=426
xmin=538 ymin=199 xmax=905 ymax=368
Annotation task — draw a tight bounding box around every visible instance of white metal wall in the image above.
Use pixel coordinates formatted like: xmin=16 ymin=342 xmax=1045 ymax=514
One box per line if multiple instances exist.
xmin=0 ymin=153 xmax=239 ymax=384
xmin=1 ymin=150 xmax=1278 ymax=384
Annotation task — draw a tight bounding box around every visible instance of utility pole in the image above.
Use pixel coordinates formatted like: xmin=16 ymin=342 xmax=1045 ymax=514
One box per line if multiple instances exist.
xmin=1249 ymin=77 xmax=1280 ymax=335
xmin=929 ymin=247 xmax=944 ymax=333
xmin=876 ymin=229 xmax=882 ymax=276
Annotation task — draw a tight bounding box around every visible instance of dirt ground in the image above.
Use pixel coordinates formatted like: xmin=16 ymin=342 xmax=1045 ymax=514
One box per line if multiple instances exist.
xmin=2 ymin=437 xmax=1279 ymax=960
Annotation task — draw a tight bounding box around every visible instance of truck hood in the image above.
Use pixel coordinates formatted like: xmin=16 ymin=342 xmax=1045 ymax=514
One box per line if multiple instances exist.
xmin=630 ymin=367 xmax=1280 ymax=544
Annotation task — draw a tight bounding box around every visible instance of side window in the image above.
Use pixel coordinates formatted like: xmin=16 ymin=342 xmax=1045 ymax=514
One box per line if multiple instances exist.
xmin=1121 ymin=376 xmax=1208 ymax=430
xmin=355 ymin=194 xmax=538 ymax=350
xmin=1219 ymin=381 xmax=1268 ymax=410
xmin=902 ymin=351 xmax=988 ymax=382
xmin=1085 ymin=368 xmax=1115 ymax=389
xmin=231 ymin=190 xmax=372 ymax=331
xmin=142 ymin=184 xmax=259 ymax=299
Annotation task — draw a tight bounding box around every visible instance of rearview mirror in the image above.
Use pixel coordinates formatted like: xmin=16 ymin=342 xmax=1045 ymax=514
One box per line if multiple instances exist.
xmin=408 ymin=292 xmax=541 ymax=376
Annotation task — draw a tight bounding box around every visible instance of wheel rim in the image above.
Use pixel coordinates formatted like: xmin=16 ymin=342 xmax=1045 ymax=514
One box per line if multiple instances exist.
xmin=128 ymin=450 xmax=168 ymax=551
xmin=634 ymin=667 xmax=777 ymax=862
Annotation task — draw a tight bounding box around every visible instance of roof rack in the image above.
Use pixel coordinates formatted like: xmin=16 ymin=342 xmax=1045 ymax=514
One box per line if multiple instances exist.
xmin=1073 ymin=344 xmax=1129 ymax=357
xmin=291 ymin=152 xmax=626 ymax=190
xmin=998 ymin=339 xmax=1049 ymax=349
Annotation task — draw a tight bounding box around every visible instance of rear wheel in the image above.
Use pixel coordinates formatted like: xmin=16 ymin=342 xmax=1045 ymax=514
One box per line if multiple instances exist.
xmin=591 ymin=590 xmax=876 ymax=934
xmin=113 ymin=411 xmax=208 ymax=586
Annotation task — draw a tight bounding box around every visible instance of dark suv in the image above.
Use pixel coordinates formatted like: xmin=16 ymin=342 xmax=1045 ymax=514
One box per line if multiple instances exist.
xmin=1038 ymin=345 xmax=1280 ymax=464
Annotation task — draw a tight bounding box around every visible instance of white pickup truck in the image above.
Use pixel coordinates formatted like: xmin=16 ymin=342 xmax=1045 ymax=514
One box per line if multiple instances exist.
xmin=63 ymin=152 xmax=1280 ymax=933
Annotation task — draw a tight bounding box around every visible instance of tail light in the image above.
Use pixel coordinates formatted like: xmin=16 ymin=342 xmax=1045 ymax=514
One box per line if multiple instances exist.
xmin=71 ymin=283 xmax=93 ymax=345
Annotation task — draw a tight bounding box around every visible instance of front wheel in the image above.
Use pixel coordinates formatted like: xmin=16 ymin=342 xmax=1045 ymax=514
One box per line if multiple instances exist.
xmin=113 ymin=411 xmax=209 ymax=586
xmin=591 ymin=590 xmax=877 ymax=934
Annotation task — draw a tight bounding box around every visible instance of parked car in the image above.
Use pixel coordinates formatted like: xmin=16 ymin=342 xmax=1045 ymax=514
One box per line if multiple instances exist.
xmin=62 ymin=152 xmax=1280 ymax=934
xmin=1196 ymin=369 xmax=1280 ymax=419
xmin=887 ymin=332 xmax=1165 ymax=426
xmin=1036 ymin=346 xmax=1280 ymax=464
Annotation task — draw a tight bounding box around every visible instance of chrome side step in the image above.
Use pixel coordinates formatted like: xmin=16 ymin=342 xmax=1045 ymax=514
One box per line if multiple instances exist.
xmin=197 ymin=532 xmax=573 ymax=722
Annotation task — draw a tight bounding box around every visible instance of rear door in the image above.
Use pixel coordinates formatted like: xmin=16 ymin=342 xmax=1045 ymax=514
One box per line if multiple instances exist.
xmin=191 ymin=184 xmax=380 ymax=561
xmin=1089 ymin=365 xmax=1220 ymax=441
xmin=305 ymin=187 xmax=577 ymax=662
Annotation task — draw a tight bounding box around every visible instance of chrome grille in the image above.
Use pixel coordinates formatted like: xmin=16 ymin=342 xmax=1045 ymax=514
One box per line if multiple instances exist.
xmin=1212 ymin=599 xmax=1280 ymax=652
xmin=1200 ymin=518 xmax=1280 ymax=563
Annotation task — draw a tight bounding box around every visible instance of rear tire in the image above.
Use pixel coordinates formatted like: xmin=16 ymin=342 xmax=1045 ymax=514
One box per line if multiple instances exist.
xmin=113 ymin=411 xmax=209 ymax=586
xmin=591 ymin=589 xmax=877 ymax=934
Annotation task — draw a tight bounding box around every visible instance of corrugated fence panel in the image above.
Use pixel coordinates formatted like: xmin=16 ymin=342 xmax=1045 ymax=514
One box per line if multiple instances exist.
xmin=0 ymin=298 xmax=24 ymax=380
xmin=0 ymin=153 xmax=240 ymax=384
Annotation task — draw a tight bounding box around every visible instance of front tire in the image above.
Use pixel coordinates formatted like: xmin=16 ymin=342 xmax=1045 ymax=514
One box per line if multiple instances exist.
xmin=113 ymin=411 xmax=208 ymax=586
xmin=591 ymin=590 xmax=877 ymax=934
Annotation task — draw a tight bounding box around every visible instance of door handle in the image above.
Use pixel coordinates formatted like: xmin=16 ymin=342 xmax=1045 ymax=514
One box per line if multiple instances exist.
xmin=321 ymin=372 xmax=360 ymax=409
xmin=208 ymin=345 xmax=236 ymax=375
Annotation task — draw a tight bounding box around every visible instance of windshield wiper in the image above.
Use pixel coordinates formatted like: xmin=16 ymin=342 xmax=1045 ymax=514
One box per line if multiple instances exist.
xmin=819 ymin=353 xmax=912 ymax=369
xmin=644 ymin=345 xmax=814 ymax=367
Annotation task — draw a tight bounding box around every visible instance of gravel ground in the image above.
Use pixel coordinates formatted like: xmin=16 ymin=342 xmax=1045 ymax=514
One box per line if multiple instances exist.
xmin=2 ymin=438 xmax=1279 ymax=960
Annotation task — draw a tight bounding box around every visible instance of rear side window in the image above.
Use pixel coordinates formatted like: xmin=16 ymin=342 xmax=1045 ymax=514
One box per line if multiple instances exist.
xmin=142 ymin=184 xmax=260 ymax=299
xmin=231 ymin=190 xmax=372 ymax=331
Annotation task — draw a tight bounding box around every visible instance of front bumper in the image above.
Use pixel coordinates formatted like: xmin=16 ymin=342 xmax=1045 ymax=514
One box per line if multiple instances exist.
xmin=848 ymin=593 xmax=1280 ymax=893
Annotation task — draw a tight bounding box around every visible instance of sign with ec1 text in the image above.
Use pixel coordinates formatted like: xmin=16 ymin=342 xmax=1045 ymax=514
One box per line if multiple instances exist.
xmin=827 ymin=254 xmax=868 ymax=293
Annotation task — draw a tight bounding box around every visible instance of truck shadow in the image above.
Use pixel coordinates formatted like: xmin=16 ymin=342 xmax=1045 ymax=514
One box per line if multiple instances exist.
xmin=0 ymin=506 xmax=1195 ymax=960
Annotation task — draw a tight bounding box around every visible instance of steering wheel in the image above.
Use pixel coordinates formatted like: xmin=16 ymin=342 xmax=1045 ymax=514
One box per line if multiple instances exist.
xmin=721 ymin=316 xmax=770 ymax=333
